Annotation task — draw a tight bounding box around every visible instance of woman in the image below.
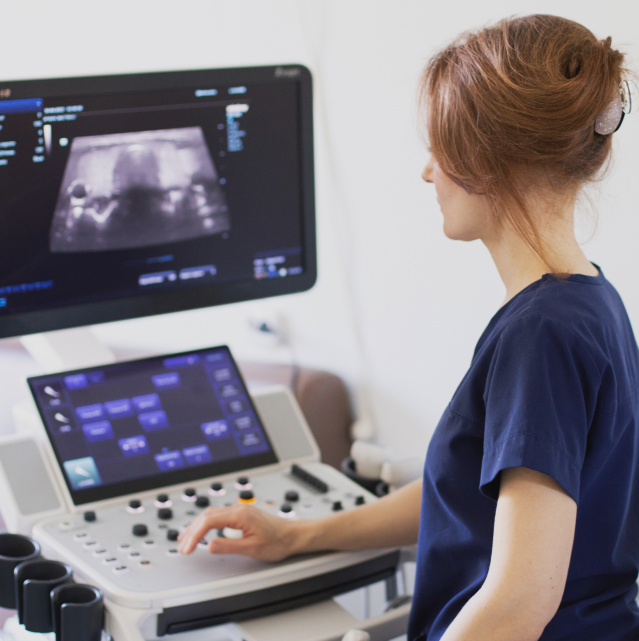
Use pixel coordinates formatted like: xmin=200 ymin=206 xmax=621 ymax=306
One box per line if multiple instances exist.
xmin=180 ymin=15 xmax=639 ymax=641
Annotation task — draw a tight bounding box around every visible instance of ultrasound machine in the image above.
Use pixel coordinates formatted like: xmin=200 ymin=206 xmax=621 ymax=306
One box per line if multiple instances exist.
xmin=0 ymin=65 xmax=411 ymax=641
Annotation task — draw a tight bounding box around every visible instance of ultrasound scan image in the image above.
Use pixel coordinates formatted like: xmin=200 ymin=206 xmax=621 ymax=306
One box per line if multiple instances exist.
xmin=49 ymin=127 xmax=230 ymax=252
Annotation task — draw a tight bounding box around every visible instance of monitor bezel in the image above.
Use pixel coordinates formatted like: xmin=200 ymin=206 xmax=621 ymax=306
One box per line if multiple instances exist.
xmin=0 ymin=65 xmax=316 ymax=338
xmin=27 ymin=345 xmax=279 ymax=506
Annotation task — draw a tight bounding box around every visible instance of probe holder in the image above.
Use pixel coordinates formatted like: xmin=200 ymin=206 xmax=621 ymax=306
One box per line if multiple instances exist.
xmin=14 ymin=559 xmax=73 ymax=632
xmin=0 ymin=534 xmax=41 ymax=609
xmin=51 ymin=583 xmax=104 ymax=641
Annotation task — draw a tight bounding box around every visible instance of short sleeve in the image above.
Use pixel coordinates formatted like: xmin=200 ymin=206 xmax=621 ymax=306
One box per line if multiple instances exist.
xmin=480 ymin=315 xmax=601 ymax=503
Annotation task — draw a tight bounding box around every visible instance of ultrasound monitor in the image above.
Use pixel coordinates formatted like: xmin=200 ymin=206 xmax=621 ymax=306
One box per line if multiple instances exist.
xmin=0 ymin=65 xmax=316 ymax=338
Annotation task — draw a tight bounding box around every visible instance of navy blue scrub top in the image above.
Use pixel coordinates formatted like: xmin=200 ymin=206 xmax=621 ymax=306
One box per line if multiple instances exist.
xmin=409 ymin=268 xmax=639 ymax=641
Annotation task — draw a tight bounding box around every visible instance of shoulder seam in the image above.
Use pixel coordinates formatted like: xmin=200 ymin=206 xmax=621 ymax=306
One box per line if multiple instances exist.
xmin=448 ymin=404 xmax=483 ymax=427
xmin=527 ymin=277 xmax=544 ymax=319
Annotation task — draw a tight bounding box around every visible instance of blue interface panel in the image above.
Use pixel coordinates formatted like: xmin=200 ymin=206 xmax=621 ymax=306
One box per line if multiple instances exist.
xmin=28 ymin=346 xmax=277 ymax=505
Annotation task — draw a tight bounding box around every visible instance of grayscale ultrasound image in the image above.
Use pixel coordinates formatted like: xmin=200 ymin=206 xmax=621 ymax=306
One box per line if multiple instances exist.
xmin=49 ymin=127 xmax=230 ymax=252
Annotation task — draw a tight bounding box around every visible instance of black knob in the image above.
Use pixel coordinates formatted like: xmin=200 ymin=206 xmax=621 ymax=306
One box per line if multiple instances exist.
xmin=167 ymin=529 xmax=179 ymax=542
xmin=280 ymin=503 xmax=293 ymax=514
xmin=195 ymin=495 xmax=210 ymax=508
xmin=129 ymin=499 xmax=142 ymax=509
xmin=83 ymin=510 xmax=96 ymax=522
xmin=239 ymin=490 xmax=254 ymax=502
xmin=157 ymin=493 xmax=169 ymax=504
xmin=332 ymin=501 xmax=344 ymax=512
xmin=210 ymin=482 xmax=223 ymax=492
xmin=133 ymin=524 xmax=148 ymax=537
xmin=237 ymin=476 xmax=250 ymax=486
xmin=184 ymin=488 xmax=196 ymax=497
xmin=355 ymin=496 xmax=366 ymax=506
xmin=157 ymin=507 xmax=173 ymax=520
xmin=285 ymin=490 xmax=299 ymax=503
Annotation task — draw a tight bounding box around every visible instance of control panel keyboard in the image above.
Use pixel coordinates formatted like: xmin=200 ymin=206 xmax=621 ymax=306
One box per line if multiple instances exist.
xmin=38 ymin=463 xmax=370 ymax=595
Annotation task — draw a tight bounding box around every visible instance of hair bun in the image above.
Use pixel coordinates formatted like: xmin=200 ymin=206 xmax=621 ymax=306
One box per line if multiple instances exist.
xmin=421 ymin=14 xmax=627 ymax=272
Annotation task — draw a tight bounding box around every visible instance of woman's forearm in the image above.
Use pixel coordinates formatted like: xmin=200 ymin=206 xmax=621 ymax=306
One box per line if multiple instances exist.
xmin=289 ymin=478 xmax=422 ymax=554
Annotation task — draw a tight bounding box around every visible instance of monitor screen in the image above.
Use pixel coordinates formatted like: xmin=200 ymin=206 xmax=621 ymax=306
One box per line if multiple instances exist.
xmin=28 ymin=345 xmax=278 ymax=505
xmin=0 ymin=66 xmax=316 ymax=338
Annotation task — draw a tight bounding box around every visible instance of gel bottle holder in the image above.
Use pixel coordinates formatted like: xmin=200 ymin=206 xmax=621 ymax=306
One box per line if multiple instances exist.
xmin=0 ymin=534 xmax=41 ymax=610
xmin=15 ymin=559 xmax=74 ymax=633
xmin=0 ymin=532 xmax=106 ymax=641
xmin=51 ymin=584 xmax=104 ymax=641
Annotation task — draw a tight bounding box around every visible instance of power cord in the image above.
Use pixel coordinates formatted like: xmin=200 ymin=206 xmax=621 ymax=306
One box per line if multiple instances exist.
xmin=252 ymin=319 xmax=301 ymax=393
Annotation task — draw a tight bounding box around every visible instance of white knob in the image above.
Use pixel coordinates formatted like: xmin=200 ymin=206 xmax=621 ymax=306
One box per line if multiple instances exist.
xmin=342 ymin=631 xmax=370 ymax=641
xmin=222 ymin=527 xmax=244 ymax=540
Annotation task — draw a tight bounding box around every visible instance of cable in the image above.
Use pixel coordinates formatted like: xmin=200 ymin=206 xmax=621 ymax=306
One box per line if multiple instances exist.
xmin=254 ymin=319 xmax=301 ymax=393
xmin=293 ymin=0 xmax=378 ymax=438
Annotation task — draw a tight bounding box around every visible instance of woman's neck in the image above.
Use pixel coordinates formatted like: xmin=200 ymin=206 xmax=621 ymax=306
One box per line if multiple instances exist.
xmin=482 ymin=201 xmax=598 ymax=305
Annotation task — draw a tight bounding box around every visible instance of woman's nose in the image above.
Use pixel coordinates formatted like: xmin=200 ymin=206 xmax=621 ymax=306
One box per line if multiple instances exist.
xmin=422 ymin=158 xmax=434 ymax=183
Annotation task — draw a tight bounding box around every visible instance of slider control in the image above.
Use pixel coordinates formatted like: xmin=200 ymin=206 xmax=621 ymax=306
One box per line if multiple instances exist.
xmin=291 ymin=464 xmax=329 ymax=493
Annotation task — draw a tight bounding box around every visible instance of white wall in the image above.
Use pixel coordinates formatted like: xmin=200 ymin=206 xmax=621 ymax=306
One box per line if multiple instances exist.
xmin=2 ymin=0 xmax=638 ymax=460
xmin=299 ymin=0 xmax=639 ymax=459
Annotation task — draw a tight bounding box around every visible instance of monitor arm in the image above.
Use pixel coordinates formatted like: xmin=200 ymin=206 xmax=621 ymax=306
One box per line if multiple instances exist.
xmin=20 ymin=327 xmax=116 ymax=373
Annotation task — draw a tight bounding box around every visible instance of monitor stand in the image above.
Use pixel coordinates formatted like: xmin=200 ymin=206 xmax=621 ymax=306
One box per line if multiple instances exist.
xmin=20 ymin=327 xmax=116 ymax=373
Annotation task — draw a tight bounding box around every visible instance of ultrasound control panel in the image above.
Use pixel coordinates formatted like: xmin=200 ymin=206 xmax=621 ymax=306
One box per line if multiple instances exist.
xmin=21 ymin=351 xmax=399 ymax=638
xmin=36 ymin=463 xmax=372 ymax=597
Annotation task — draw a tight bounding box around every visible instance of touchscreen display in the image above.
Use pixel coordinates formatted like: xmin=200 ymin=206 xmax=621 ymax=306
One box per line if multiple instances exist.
xmin=28 ymin=346 xmax=277 ymax=505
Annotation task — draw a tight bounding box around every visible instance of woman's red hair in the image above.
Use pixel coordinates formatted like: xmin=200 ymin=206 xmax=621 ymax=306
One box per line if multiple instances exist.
xmin=421 ymin=15 xmax=626 ymax=271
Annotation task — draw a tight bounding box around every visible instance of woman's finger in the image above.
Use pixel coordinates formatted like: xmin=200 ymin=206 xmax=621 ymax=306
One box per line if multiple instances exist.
xmin=179 ymin=506 xmax=250 ymax=554
xmin=208 ymin=536 xmax=254 ymax=556
xmin=179 ymin=509 xmax=232 ymax=554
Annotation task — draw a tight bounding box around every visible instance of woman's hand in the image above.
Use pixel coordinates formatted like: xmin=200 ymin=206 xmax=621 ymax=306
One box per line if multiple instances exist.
xmin=178 ymin=479 xmax=422 ymax=562
xmin=178 ymin=504 xmax=300 ymax=562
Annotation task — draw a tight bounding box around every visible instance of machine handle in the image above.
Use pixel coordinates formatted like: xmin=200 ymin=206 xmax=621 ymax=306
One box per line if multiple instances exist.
xmin=337 ymin=601 xmax=411 ymax=641
xmin=238 ymin=596 xmax=411 ymax=641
